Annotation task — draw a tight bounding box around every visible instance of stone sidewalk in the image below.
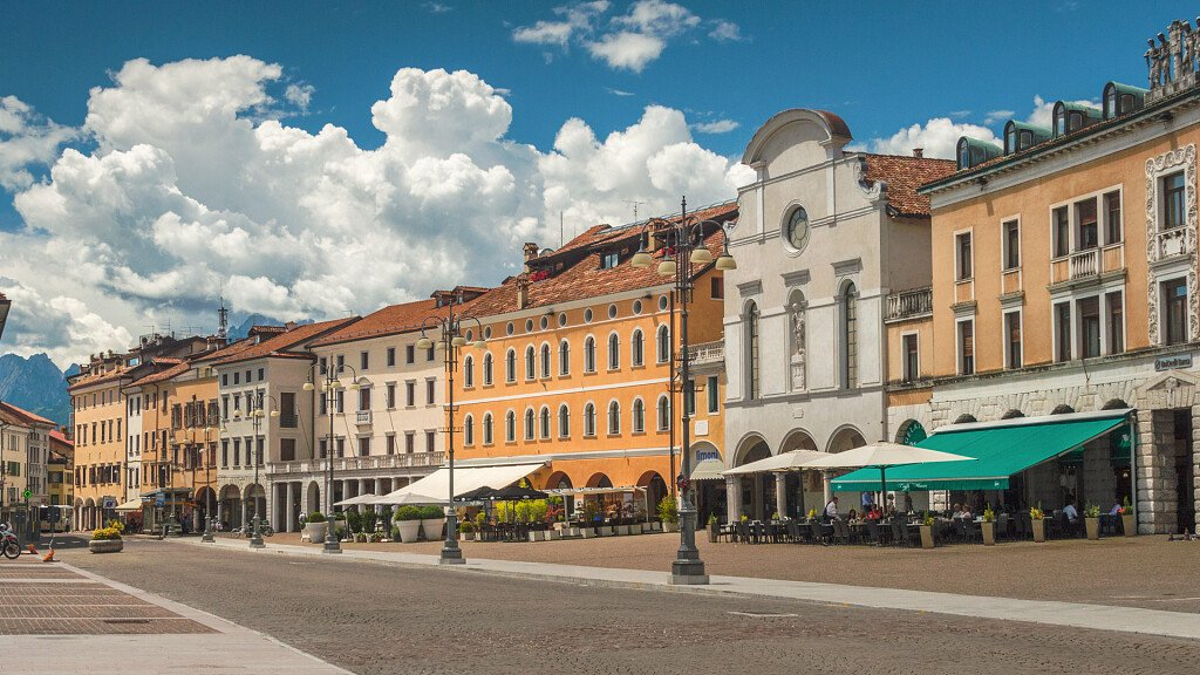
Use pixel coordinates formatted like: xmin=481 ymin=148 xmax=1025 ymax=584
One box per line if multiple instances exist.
xmin=187 ymin=537 xmax=1200 ymax=642
xmin=1 ymin=554 xmax=350 ymax=675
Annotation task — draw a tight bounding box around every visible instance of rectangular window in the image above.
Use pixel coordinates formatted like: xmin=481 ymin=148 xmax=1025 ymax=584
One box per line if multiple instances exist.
xmin=957 ymin=320 xmax=974 ymax=375
xmin=359 ymin=437 xmax=370 ymax=457
xmin=336 ymin=390 xmax=344 ymax=414
xmin=955 ymin=231 xmax=972 ymax=280
xmin=426 ymin=346 xmax=435 ymax=361
xmin=1076 ymin=198 xmax=1098 ymax=250
xmin=387 ymin=383 xmax=396 ymax=409
xmin=319 ymin=439 xmax=327 ymax=459
xmin=387 ymin=347 xmax=396 ymax=367
xmin=405 ymin=345 xmax=415 ymax=364
xmin=405 ymin=432 xmax=414 ymax=454
xmin=233 ymin=372 xmax=240 ymax=385
xmin=233 ymin=438 xmax=241 ymax=467
xmin=1104 ymin=191 xmax=1122 ymax=244
xmin=386 ymin=434 xmax=396 ymax=455
xmin=257 ymin=368 xmax=264 ymax=381
xmin=319 ymin=357 xmax=327 ymax=375
xmin=711 ymin=276 xmax=724 ymax=299
xmin=221 ymin=440 xmax=229 ymax=467
xmin=1164 ymin=172 xmax=1187 ymax=230
xmin=707 ymin=375 xmax=719 ymax=413
xmin=336 ymin=437 xmax=345 ymax=458
xmin=902 ymin=333 xmax=919 ymax=382
xmin=359 ymin=387 xmax=371 ymax=411
xmin=600 ymin=251 xmax=619 ymax=269
xmin=1164 ymin=278 xmax=1188 ymax=345
xmin=1078 ymin=296 xmax=1101 ymax=359
xmin=425 ymin=431 xmax=436 ymax=452
xmin=1107 ymin=292 xmax=1124 ymax=355
xmin=319 ymin=393 xmax=327 ymax=416
xmin=426 ymin=379 xmax=435 ymax=404
xmin=1005 ymin=311 xmax=1022 ymax=369
xmin=280 ymin=438 xmax=296 ymax=462
xmin=405 ymin=381 xmax=415 ymax=407
xmin=1055 ymin=302 xmax=1072 ymax=361
xmin=684 ymin=379 xmax=696 ymax=416
xmin=335 ymin=355 xmax=344 ymax=372
xmin=1003 ymin=220 xmax=1020 ymax=270
xmin=360 ymin=351 xmax=369 ymax=370
xmin=1052 ymin=206 xmax=1070 ymax=257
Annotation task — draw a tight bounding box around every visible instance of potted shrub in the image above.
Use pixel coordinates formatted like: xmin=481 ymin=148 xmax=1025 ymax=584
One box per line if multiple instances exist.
xmin=303 ymin=511 xmax=328 ymax=543
xmin=459 ymin=519 xmax=476 ymax=541
xmin=981 ymin=505 xmax=996 ymax=546
xmin=658 ymin=497 xmax=679 ymax=533
xmin=394 ymin=506 xmax=423 ymax=543
xmin=89 ymin=526 xmax=123 ymax=553
xmin=1030 ymin=505 xmax=1046 ymax=543
xmin=1084 ymin=504 xmax=1101 ymax=540
xmin=1119 ymin=497 xmax=1136 ymax=537
xmin=707 ymin=513 xmax=719 ymax=543
xmin=918 ymin=512 xmax=936 ymax=549
xmin=419 ymin=505 xmax=446 ymax=541
xmin=345 ymin=510 xmax=362 ymax=535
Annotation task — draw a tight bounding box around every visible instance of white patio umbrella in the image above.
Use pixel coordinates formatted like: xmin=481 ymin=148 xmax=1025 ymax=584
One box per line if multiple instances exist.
xmin=722 ymin=449 xmax=828 ymax=475
xmin=370 ymin=491 xmax=449 ymax=507
xmin=801 ymin=442 xmax=974 ymax=510
xmin=333 ymin=493 xmax=378 ymax=507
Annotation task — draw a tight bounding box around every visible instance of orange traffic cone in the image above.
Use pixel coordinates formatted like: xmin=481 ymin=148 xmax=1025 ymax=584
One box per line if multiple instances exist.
xmin=42 ymin=548 xmax=56 ymax=563
xmin=26 ymin=543 xmax=38 ymax=555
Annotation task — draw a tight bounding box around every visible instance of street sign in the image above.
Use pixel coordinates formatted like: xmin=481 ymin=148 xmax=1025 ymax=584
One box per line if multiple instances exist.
xmin=22 ymin=489 xmax=31 ymax=501
xmin=154 ymin=495 xmax=165 ymax=507
xmin=102 ymin=497 xmax=117 ymax=510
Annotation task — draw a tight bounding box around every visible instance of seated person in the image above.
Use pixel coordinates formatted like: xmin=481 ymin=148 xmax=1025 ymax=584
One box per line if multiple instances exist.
xmin=948 ymin=503 xmax=961 ymax=518
xmin=865 ymin=506 xmax=882 ymax=520
xmin=847 ymin=509 xmax=858 ymax=522
xmin=1062 ymin=501 xmax=1080 ymax=524
xmin=1109 ymin=502 xmax=1123 ymax=516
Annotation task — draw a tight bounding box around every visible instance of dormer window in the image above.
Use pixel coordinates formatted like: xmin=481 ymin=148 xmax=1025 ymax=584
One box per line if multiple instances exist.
xmin=1052 ymin=102 xmax=1101 ymax=138
xmin=956 ymin=137 xmax=1002 ymax=170
xmin=600 ymin=251 xmax=619 ymax=269
xmin=1102 ymin=82 xmax=1147 ymax=120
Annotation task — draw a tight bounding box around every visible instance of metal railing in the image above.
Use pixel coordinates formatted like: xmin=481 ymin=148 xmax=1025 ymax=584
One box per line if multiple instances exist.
xmin=885 ymin=287 xmax=933 ymax=322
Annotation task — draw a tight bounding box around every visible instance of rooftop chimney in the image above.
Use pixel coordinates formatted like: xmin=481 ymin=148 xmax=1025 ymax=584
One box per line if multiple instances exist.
xmin=912 ymin=148 xmax=924 ymax=158
xmin=523 ymin=242 xmax=539 ymax=273
xmin=516 ymin=275 xmax=531 ymax=310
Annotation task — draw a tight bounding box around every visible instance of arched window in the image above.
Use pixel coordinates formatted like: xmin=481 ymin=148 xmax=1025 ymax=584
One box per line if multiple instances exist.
xmin=631 ymin=329 xmax=644 ymax=367
xmin=505 ymin=349 xmax=516 ymax=383
xmin=632 ymin=398 xmax=645 ymax=433
xmin=540 ymin=343 xmax=552 ymax=378
xmin=583 ymin=403 xmax=596 ymax=437
xmin=463 ymin=355 xmax=474 ymax=388
xmin=525 ymin=346 xmax=535 ymax=380
xmin=608 ymin=333 xmax=620 ymax=370
xmin=841 ymin=282 xmax=858 ymax=389
xmin=539 ymin=406 xmax=551 ymax=439
xmin=656 ymin=395 xmax=671 ymax=431
xmin=505 ymin=410 xmax=516 ymax=442
xmin=607 ymin=400 xmax=621 ymax=435
xmin=558 ymin=404 xmax=570 ymax=438
xmin=482 ymin=352 xmax=493 ymax=386
xmin=559 ymin=340 xmax=570 ymax=376
xmin=463 ymin=415 xmax=475 ymax=445
xmin=524 ymin=408 xmax=535 ymax=440
xmin=482 ymin=413 xmax=494 ymax=445
xmin=1005 ymin=122 xmax=1018 ymax=155
xmin=746 ymin=302 xmax=760 ymax=399
xmin=584 ymin=336 xmax=596 ymax=373
xmin=656 ymin=324 xmax=670 ymax=363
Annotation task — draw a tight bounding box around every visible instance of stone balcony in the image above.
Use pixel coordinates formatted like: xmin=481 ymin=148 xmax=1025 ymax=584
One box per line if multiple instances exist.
xmin=686 ymin=340 xmax=724 ymax=367
xmin=885 ymin=286 xmax=933 ymax=323
xmin=268 ymin=451 xmax=444 ymax=477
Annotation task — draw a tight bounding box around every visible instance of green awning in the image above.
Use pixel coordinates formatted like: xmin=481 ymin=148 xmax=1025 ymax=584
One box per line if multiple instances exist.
xmin=831 ymin=412 xmax=1130 ymax=492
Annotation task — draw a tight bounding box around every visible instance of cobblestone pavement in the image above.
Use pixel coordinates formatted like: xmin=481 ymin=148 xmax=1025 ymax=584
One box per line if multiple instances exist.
xmin=266 ymin=531 xmax=1200 ymax=614
xmin=67 ymin=536 xmax=1200 ymax=675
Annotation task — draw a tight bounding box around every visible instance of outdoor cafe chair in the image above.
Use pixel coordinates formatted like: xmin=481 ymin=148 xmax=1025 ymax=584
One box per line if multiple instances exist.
xmin=809 ymin=520 xmax=827 ymax=545
xmin=889 ymin=518 xmax=907 ymax=546
xmin=864 ymin=519 xmax=883 ymax=546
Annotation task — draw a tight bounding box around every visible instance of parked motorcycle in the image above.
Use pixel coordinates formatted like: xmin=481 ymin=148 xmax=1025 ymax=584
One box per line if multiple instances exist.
xmin=0 ymin=523 xmax=21 ymax=559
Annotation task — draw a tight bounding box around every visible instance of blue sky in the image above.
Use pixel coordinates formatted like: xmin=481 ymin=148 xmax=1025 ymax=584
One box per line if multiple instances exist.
xmin=0 ymin=0 xmax=1195 ymax=365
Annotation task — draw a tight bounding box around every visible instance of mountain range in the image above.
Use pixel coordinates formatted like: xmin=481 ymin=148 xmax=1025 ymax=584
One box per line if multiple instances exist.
xmin=0 ymin=353 xmax=74 ymax=428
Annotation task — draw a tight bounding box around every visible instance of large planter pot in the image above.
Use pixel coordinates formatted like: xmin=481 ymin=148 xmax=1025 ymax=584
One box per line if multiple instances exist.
xmin=89 ymin=539 xmax=123 ymax=554
xmin=421 ymin=518 xmax=446 ymax=541
xmin=918 ymin=525 xmax=935 ymax=549
xmin=567 ymin=526 xmax=581 ymax=538
xmin=981 ymin=522 xmax=995 ymax=546
xmin=547 ymin=529 xmax=562 ymax=541
xmin=1122 ymin=514 xmax=1136 ymax=537
xmin=663 ymin=522 xmax=679 ymax=533
xmin=580 ymin=527 xmax=598 ymax=539
xmin=1085 ymin=517 xmax=1100 ymax=541
xmin=649 ymin=522 xmax=663 ymax=532
xmin=598 ymin=525 xmax=615 ymax=537
xmin=461 ymin=532 xmax=476 ymax=541
xmin=395 ymin=520 xmax=421 ymax=543
xmin=1032 ymin=519 xmax=1046 ymax=543
xmin=301 ymin=522 xmax=327 ymax=543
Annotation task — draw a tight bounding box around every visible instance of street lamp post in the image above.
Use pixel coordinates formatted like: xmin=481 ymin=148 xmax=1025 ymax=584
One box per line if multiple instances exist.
xmin=632 ymin=196 xmax=736 ymax=586
xmin=247 ymin=394 xmax=279 ymax=549
xmin=415 ymin=303 xmax=486 ymax=566
xmin=201 ymin=422 xmax=222 ymax=542
xmin=304 ymin=361 xmax=358 ymax=554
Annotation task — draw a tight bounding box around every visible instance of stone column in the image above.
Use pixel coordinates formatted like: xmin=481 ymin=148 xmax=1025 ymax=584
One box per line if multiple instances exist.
xmin=240 ymin=495 xmax=248 ymax=531
xmin=285 ymin=481 xmax=295 ymax=533
xmin=774 ymin=473 xmax=788 ymax=519
xmin=752 ymin=474 xmax=763 ymax=521
xmin=1137 ymin=409 xmax=1177 ymax=534
xmin=725 ymin=476 xmax=740 ymax=523
xmin=374 ymin=478 xmax=384 ymax=516
xmin=822 ymin=472 xmax=832 ymax=505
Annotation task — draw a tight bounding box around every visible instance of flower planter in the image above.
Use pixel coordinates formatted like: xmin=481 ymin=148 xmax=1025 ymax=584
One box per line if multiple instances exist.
xmin=547 ymin=529 xmax=562 ymax=540
xmin=981 ymin=521 xmax=995 ymax=546
xmin=461 ymin=532 xmax=476 ymax=541
xmin=598 ymin=525 xmax=615 ymax=537
xmin=567 ymin=526 xmax=581 ymax=538
xmin=1031 ymin=519 xmax=1045 ymax=543
xmin=301 ymin=522 xmax=327 ymax=543
xmin=641 ymin=523 xmax=655 ymax=534
xmin=420 ymin=518 xmax=446 ymax=541
xmin=395 ymin=520 xmax=421 ymax=543
xmin=919 ymin=525 xmax=935 ymax=549
xmin=1121 ymin=514 xmax=1136 ymax=537
xmin=649 ymin=522 xmax=663 ymax=532
xmin=1085 ymin=517 xmax=1100 ymax=541
xmin=89 ymin=539 xmax=123 ymax=554
xmin=580 ymin=527 xmax=598 ymax=539
xmin=662 ymin=522 xmax=679 ymax=533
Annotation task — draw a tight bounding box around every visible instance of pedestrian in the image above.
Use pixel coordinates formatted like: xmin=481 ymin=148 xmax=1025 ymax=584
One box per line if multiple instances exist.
xmin=823 ymin=496 xmax=839 ymax=522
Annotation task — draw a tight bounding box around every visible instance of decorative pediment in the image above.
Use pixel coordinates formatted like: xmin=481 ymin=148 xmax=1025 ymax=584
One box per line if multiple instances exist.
xmin=1136 ymin=369 xmax=1199 ymax=408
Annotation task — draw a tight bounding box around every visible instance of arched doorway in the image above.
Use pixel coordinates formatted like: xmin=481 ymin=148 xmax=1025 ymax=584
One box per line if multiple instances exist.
xmin=83 ymin=498 xmax=96 ymax=531
xmin=244 ymin=484 xmax=266 ymax=531
xmin=734 ymin=436 xmax=772 ymax=522
xmin=895 ymin=420 xmax=927 ymax=446
xmin=306 ymin=481 xmax=321 ymax=517
xmin=689 ymin=441 xmax=726 ymax=524
xmin=194 ymin=487 xmax=217 ymax=533
xmin=780 ymin=430 xmax=820 ymax=519
xmin=219 ymin=484 xmax=242 ymax=531
xmin=544 ymin=471 xmax=574 ymax=519
xmin=584 ymin=473 xmax=614 ymax=520
xmin=826 ymin=426 xmax=867 ymax=512
xmin=637 ymin=471 xmax=668 ymax=518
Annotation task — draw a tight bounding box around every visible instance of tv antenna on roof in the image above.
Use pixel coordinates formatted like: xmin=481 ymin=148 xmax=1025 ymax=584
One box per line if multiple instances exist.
xmin=623 ymin=199 xmax=646 ymax=223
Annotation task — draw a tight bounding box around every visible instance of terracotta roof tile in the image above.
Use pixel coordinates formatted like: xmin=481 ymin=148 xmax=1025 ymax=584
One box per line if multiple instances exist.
xmin=66 ymin=364 xmax=132 ymax=392
xmin=861 ymin=154 xmax=956 ymax=218
xmin=468 ymin=202 xmax=737 ymax=318
xmin=0 ymin=400 xmax=56 ymax=427
xmin=214 ymin=317 xmax=359 ymax=365
xmin=310 ymin=297 xmax=481 ymax=347
xmin=129 ymin=361 xmax=191 ymax=386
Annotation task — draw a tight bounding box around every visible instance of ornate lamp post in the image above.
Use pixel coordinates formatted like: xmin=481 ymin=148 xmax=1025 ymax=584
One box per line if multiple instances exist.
xmin=632 ymin=196 xmax=736 ymax=586
xmin=303 ymin=361 xmax=359 ymax=554
xmin=415 ymin=303 xmax=486 ymax=566
xmin=201 ymin=422 xmax=223 ymax=542
xmin=246 ymin=393 xmax=280 ymax=549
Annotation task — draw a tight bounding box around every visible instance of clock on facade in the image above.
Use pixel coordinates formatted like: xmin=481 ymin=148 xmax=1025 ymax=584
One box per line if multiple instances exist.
xmin=786 ymin=206 xmax=810 ymax=251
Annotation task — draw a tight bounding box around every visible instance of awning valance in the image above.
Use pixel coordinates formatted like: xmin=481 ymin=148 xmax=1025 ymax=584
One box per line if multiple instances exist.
xmin=831 ymin=410 xmax=1130 ymax=492
xmin=114 ymin=499 xmax=143 ymax=512
xmin=367 ymin=462 xmax=546 ymax=505
xmin=545 ymin=486 xmax=646 ymax=496
xmin=690 ymin=458 xmax=726 ymax=481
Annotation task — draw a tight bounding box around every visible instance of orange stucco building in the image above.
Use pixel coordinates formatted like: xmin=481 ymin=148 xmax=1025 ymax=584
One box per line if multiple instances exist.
xmin=454 ymin=203 xmax=735 ymax=519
